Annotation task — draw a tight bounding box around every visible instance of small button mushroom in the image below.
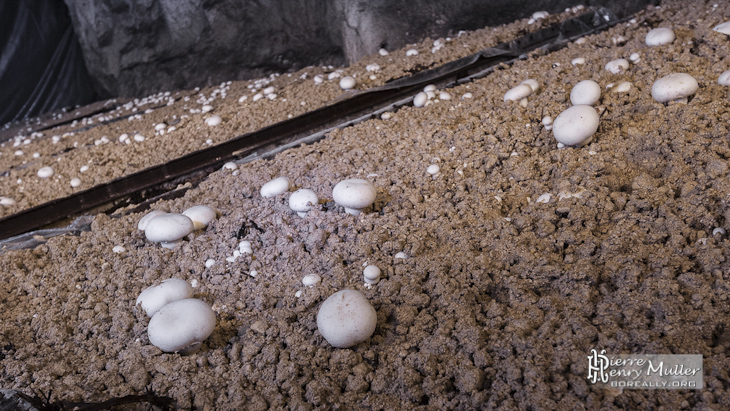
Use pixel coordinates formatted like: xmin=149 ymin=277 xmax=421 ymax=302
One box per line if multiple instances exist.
xmin=552 ymin=105 xmax=600 ymax=147
xmin=138 ymin=210 xmax=167 ymax=231
xmin=144 ymin=213 xmax=195 ymax=243
xmin=439 ymin=91 xmax=451 ymax=100
xmin=504 ymin=84 xmax=533 ymax=106
xmin=0 ymin=197 xmax=17 ymax=207
xmin=570 ymin=80 xmax=601 ymax=106
xmin=339 ymin=76 xmax=356 ymax=90
xmin=605 ymin=59 xmax=629 ymax=74
xmin=70 ymin=178 xmax=82 ymax=188
xmin=413 ymin=92 xmax=429 ymax=108
xmin=313 ymin=75 xmax=324 ymax=84
xmin=542 ymin=116 xmax=553 ymax=130
xmin=645 ymin=27 xmax=675 ymax=46
xmin=379 ymin=48 xmax=389 ymax=56
xmin=289 ymin=189 xmax=318 ymax=217
xmin=571 ymin=57 xmax=586 ymax=66
xmin=182 ymin=205 xmax=217 ymax=230
xmin=423 ymin=84 xmax=437 ymax=93
xmin=37 ymin=166 xmax=54 ymax=178
xmin=629 ymin=53 xmax=641 ymax=63
xmin=260 ymin=177 xmax=290 ymax=198
xmin=651 ymin=73 xmax=699 ymax=104
xmin=205 ymin=115 xmax=222 ymax=127
xmin=363 ymin=265 xmax=381 ymax=285
xmin=316 ymin=290 xmax=377 ymax=348
xmin=136 ymin=278 xmax=194 ymax=317
xmin=332 ymin=178 xmax=377 ymax=216
xmin=406 ymin=49 xmax=419 ymax=56
xmin=719 ymin=71 xmax=730 ymax=86
xmin=520 ymin=79 xmax=540 ymax=93
xmin=613 ymin=82 xmax=632 ymax=93
xmin=427 ymin=164 xmax=440 ymax=175
xmin=302 ymin=273 xmax=321 ymax=287
xmin=147 ymin=298 xmax=216 ymax=354
xmin=714 ymin=22 xmax=730 ymax=35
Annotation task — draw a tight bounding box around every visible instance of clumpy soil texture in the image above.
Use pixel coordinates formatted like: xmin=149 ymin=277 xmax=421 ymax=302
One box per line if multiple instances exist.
xmin=4 ymin=1 xmax=730 ymax=409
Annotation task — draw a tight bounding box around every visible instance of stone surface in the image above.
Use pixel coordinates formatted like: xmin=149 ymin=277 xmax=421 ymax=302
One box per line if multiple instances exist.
xmin=64 ymin=0 xmax=654 ymax=97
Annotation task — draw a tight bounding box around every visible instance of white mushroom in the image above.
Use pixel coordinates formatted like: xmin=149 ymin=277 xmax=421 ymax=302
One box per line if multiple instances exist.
xmin=147 ymin=298 xmax=216 ymax=354
xmin=571 ymin=57 xmax=586 ymax=66
xmin=413 ymin=92 xmax=429 ymax=107
xmin=0 ymin=197 xmax=17 ymax=207
xmin=205 ymin=115 xmax=222 ymax=126
xmin=713 ymin=22 xmax=730 ymax=35
xmin=339 ymin=76 xmax=356 ymax=90
xmin=363 ymin=265 xmax=381 ymax=285
xmin=316 ymin=290 xmax=377 ymax=348
xmin=605 ymin=59 xmax=629 ymax=74
xmin=37 ymin=167 xmax=54 ymax=178
xmin=144 ymin=213 xmax=195 ymax=243
xmin=542 ymin=116 xmax=554 ymax=131
xmin=719 ymin=71 xmax=730 ymax=86
xmin=260 ymin=177 xmax=290 ymax=198
xmin=552 ymin=105 xmax=600 ymax=147
xmin=503 ymin=84 xmax=533 ymax=107
xmin=332 ymin=179 xmax=377 ymax=215
xmin=302 ymin=273 xmax=321 ymax=287
xmin=289 ymin=189 xmax=318 ymax=217
xmin=645 ymin=27 xmax=675 ymax=46
xmin=570 ymin=80 xmax=601 ymax=106
xmin=182 ymin=205 xmax=217 ymax=230
xmin=651 ymin=73 xmax=699 ymax=103
xmin=520 ymin=79 xmax=540 ymax=93
xmin=136 ymin=278 xmax=194 ymax=317
xmin=138 ymin=210 xmax=167 ymax=231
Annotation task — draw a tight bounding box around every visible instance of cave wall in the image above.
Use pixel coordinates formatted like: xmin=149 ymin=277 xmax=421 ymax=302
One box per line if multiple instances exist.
xmin=63 ymin=0 xmax=656 ymax=98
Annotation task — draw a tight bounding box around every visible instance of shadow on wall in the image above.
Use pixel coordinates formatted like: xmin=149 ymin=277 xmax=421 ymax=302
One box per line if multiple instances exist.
xmin=0 ymin=0 xmax=97 ymax=125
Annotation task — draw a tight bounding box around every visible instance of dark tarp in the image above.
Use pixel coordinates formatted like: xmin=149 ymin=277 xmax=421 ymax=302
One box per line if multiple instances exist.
xmin=0 ymin=0 xmax=96 ymax=125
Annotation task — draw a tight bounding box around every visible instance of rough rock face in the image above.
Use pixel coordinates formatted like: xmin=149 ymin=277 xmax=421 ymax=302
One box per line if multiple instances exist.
xmin=64 ymin=0 xmax=654 ymax=98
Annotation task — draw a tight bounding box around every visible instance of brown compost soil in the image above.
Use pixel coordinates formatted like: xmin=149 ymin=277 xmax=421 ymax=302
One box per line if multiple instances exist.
xmin=3 ymin=1 xmax=730 ymax=409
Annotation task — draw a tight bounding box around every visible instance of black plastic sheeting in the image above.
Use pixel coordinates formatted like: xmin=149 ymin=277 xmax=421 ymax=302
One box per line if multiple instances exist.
xmin=0 ymin=0 xmax=97 ymax=126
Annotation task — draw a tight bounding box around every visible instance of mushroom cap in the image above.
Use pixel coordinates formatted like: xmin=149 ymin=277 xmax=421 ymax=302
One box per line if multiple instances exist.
xmin=316 ymin=290 xmax=377 ymax=348
xmin=260 ymin=177 xmax=290 ymax=198
xmin=339 ymin=76 xmax=356 ymax=90
xmin=332 ymin=179 xmax=376 ymax=211
xmin=136 ymin=278 xmax=194 ymax=317
xmin=504 ymin=84 xmax=533 ymax=101
xmin=144 ymin=213 xmax=195 ymax=242
xmin=520 ymin=79 xmax=540 ymax=93
xmin=289 ymin=189 xmax=318 ymax=213
xmin=713 ymin=22 xmax=730 ymax=35
xmin=605 ymin=59 xmax=629 ymax=74
xmin=182 ymin=205 xmax=217 ymax=230
xmin=138 ymin=210 xmax=167 ymax=231
xmin=645 ymin=27 xmax=675 ymax=46
xmin=719 ymin=71 xmax=730 ymax=86
xmin=651 ymin=73 xmax=699 ymax=103
xmin=552 ymin=105 xmax=600 ymax=146
xmin=570 ymin=80 xmax=601 ymax=106
xmin=147 ymin=298 xmax=216 ymax=353
xmin=413 ymin=92 xmax=429 ymax=107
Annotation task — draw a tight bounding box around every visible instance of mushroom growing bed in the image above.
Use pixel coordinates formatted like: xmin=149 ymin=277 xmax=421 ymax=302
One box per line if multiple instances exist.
xmin=3 ymin=1 xmax=730 ymax=409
